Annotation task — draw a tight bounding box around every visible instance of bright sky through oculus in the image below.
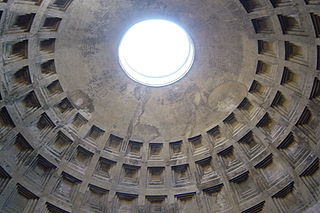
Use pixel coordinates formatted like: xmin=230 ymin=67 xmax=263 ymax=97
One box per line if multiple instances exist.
xmin=118 ymin=19 xmax=194 ymax=87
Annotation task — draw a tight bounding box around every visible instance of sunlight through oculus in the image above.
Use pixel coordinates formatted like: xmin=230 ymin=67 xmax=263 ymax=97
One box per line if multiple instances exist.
xmin=119 ymin=19 xmax=194 ymax=87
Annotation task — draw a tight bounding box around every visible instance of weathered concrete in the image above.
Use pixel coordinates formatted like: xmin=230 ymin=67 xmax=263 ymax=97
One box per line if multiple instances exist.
xmin=0 ymin=0 xmax=319 ymax=212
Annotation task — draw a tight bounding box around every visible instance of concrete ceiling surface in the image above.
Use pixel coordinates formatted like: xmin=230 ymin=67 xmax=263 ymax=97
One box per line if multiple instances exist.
xmin=0 ymin=0 xmax=319 ymax=212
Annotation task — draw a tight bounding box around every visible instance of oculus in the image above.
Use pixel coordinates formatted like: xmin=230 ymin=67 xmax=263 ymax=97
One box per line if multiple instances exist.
xmin=118 ymin=19 xmax=194 ymax=87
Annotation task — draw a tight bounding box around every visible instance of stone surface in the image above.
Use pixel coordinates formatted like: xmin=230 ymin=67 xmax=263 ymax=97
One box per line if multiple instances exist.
xmin=0 ymin=0 xmax=319 ymax=212
xmin=55 ymin=0 xmax=256 ymax=141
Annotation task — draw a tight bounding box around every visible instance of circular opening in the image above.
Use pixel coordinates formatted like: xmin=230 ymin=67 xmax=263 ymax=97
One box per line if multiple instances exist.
xmin=118 ymin=19 xmax=195 ymax=87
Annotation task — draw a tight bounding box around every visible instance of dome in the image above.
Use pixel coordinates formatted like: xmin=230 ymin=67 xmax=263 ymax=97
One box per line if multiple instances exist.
xmin=0 ymin=0 xmax=320 ymax=212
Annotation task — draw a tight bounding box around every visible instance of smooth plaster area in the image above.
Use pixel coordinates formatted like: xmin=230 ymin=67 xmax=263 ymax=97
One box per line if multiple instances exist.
xmin=55 ymin=0 xmax=256 ymax=141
